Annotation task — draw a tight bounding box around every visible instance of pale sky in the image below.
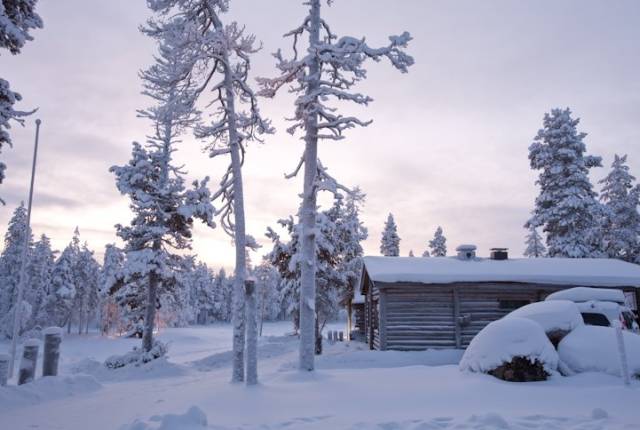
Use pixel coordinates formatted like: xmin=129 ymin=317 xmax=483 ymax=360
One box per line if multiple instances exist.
xmin=1 ymin=0 xmax=639 ymax=269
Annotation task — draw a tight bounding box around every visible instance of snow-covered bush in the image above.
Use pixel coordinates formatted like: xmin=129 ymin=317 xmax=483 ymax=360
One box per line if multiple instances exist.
xmin=505 ymin=300 xmax=583 ymax=346
xmin=558 ymin=325 xmax=640 ymax=379
xmin=460 ymin=317 xmax=558 ymax=381
xmin=104 ymin=341 xmax=168 ymax=370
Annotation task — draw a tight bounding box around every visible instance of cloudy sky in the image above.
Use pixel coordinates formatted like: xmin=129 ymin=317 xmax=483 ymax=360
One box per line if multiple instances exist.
xmin=1 ymin=0 xmax=639 ymax=268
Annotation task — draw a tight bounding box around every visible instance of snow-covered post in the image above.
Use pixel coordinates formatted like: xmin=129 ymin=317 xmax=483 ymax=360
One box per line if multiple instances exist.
xmin=9 ymin=118 xmax=41 ymax=378
xmin=615 ymin=321 xmax=631 ymax=386
xmin=245 ymin=278 xmax=258 ymax=385
xmin=42 ymin=327 xmax=63 ymax=377
xmin=0 ymin=354 xmax=9 ymax=386
xmin=18 ymin=339 xmax=39 ymax=385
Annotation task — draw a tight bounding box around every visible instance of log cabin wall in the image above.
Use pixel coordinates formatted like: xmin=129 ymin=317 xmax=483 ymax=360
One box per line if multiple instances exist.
xmin=366 ymin=281 xmax=625 ymax=351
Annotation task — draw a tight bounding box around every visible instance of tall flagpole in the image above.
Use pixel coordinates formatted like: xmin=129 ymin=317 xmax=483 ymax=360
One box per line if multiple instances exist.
xmin=8 ymin=118 xmax=41 ymax=378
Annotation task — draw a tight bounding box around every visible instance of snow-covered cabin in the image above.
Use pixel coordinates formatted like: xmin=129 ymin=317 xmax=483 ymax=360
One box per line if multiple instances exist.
xmin=357 ymin=251 xmax=640 ymax=351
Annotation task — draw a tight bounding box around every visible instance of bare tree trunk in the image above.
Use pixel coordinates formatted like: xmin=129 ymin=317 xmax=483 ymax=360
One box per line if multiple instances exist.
xmin=142 ymin=244 xmax=160 ymax=352
xmin=259 ymin=284 xmax=266 ymax=337
xmin=208 ymin=6 xmax=248 ymax=384
xmin=298 ymin=0 xmax=321 ymax=372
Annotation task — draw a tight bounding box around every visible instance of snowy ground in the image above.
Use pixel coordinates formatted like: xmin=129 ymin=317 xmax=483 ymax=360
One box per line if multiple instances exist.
xmin=1 ymin=321 xmax=639 ymax=430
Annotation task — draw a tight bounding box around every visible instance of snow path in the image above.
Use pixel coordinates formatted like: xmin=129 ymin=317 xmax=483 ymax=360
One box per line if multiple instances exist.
xmin=1 ymin=322 xmax=639 ymax=430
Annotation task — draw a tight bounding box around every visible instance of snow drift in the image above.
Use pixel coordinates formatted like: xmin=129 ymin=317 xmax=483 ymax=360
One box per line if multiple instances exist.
xmin=558 ymin=325 xmax=640 ymax=378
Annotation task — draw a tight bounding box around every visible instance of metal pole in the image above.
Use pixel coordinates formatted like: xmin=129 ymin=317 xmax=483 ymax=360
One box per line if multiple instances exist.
xmin=8 ymin=119 xmax=41 ymax=378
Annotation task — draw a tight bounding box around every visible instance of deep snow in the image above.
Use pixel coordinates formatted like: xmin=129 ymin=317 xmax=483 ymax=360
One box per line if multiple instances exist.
xmin=0 ymin=321 xmax=639 ymax=430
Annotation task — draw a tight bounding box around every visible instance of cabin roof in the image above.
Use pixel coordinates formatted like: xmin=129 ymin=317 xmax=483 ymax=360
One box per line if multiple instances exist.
xmin=361 ymin=256 xmax=640 ymax=289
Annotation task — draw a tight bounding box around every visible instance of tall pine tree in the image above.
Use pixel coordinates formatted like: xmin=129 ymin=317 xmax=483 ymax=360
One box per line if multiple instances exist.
xmin=429 ymin=226 xmax=447 ymax=257
xmin=0 ymin=203 xmax=32 ymax=336
xmin=110 ymin=32 xmax=215 ymax=352
xmin=380 ymin=214 xmax=401 ymax=257
xmin=523 ymin=226 xmax=546 ymax=258
xmin=599 ymin=154 xmax=640 ymax=262
xmin=526 ymin=108 xmax=604 ymax=258
xmin=258 ymin=0 xmax=412 ymax=371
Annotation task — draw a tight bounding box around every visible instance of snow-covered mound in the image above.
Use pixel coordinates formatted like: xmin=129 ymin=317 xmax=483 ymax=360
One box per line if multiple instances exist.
xmin=558 ymin=325 xmax=640 ymax=378
xmin=460 ymin=317 xmax=558 ymax=374
xmin=0 ymin=375 xmax=102 ymax=413
xmin=505 ymin=300 xmax=583 ymax=334
xmin=121 ymin=406 xmax=208 ymax=430
xmin=545 ymin=287 xmax=625 ymax=304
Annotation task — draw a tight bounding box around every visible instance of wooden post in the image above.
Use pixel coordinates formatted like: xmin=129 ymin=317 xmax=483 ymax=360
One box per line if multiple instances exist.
xmin=368 ymin=288 xmax=374 ymax=350
xmin=42 ymin=327 xmax=63 ymax=377
xmin=453 ymin=288 xmax=462 ymax=349
xmin=0 ymin=354 xmax=9 ymax=386
xmin=339 ymin=331 xmax=344 ymax=342
xmin=379 ymin=289 xmax=387 ymax=351
xmin=346 ymin=299 xmax=352 ymax=342
xmin=245 ymin=279 xmax=258 ymax=385
xmin=18 ymin=339 xmax=39 ymax=385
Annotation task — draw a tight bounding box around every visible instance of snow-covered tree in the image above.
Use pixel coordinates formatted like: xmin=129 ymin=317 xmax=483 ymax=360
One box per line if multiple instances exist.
xmin=43 ymin=233 xmax=80 ymax=331
xmin=408 ymin=250 xmax=415 ymax=257
xmin=526 ymin=109 xmax=604 ymax=258
xmin=0 ymin=0 xmax=42 ymax=188
xmin=333 ymin=192 xmax=368 ymax=304
xmin=429 ymin=226 xmax=447 ymax=257
xmin=26 ymin=234 xmax=56 ymax=329
xmin=380 ymin=214 xmax=400 ymax=257
xmin=421 ymin=250 xmax=430 ymax=258
xmin=100 ymin=244 xmax=125 ymax=334
xmin=599 ymin=154 xmax=640 ymax=262
xmin=74 ymin=242 xmax=100 ymax=334
xmin=145 ymin=0 xmax=273 ymax=384
xmin=110 ymin=29 xmax=215 ymax=353
xmin=0 ymin=203 xmax=32 ymax=336
xmin=523 ymin=226 xmax=546 ymax=258
xmin=254 ymin=261 xmax=283 ymax=332
xmin=258 ymin=0 xmax=412 ymax=371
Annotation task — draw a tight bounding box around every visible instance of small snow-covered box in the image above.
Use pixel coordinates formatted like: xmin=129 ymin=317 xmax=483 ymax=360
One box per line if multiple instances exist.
xmin=357 ymin=249 xmax=640 ymax=351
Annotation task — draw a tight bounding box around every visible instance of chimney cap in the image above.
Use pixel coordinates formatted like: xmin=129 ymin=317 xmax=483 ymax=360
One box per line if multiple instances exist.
xmin=456 ymin=244 xmax=477 ymax=252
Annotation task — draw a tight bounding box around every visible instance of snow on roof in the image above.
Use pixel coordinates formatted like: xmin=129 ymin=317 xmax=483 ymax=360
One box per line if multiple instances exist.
xmin=362 ymin=256 xmax=640 ymax=288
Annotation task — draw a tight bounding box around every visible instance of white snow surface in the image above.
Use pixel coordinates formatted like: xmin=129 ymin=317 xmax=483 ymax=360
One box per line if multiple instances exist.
xmin=545 ymin=287 xmax=627 ymax=304
xmin=506 ymin=300 xmax=584 ymax=333
xmin=1 ymin=322 xmax=639 ymax=430
xmin=558 ymin=325 xmax=640 ymax=377
xmin=460 ymin=317 xmax=559 ymax=373
xmin=362 ymin=256 xmax=640 ymax=287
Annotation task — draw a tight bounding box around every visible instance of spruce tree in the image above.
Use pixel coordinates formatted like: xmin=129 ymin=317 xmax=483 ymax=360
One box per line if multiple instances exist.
xmin=523 ymin=226 xmax=546 ymax=258
xmin=27 ymin=234 xmax=56 ymax=329
xmin=526 ymin=108 xmax=603 ymax=258
xmin=110 ymin=34 xmax=215 ymax=352
xmin=0 ymin=203 xmax=32 ymax=335
xmin=599 ymin=154 xmax=640 ymax=262
xmin=100 ymin=244 xmax=125 ymax=334
xmin=380 ymin=214 xmax=401 ymax=257
xmin=429 ymin=226 xmax=447 ymax=257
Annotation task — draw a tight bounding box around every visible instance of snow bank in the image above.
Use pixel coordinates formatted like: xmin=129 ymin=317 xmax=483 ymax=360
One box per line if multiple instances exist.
xmin=558 ymin=325 xmax=640 ymax=378
xmin=505 ymin=300 xmax=583 ymax=334
xmin=122 ymin=406 xmax=208 ymax=430
xmin=460 ymin=317 xmax=558 ymax=374
xmin=0 ymin=375 xmax=102 ymax=413
xmin=545 ymin=287 xmax=626 ymax=304
xmin=362 ymin=256 xmax=640 ymax=287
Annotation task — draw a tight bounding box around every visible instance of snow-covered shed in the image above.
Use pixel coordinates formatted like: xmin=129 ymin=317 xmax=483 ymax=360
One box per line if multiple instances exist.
xmin=358 ymin=253 xmax=640 ymax=351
